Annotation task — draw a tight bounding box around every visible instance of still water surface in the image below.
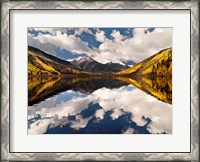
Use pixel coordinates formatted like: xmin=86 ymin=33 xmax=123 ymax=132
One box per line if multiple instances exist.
xmin=28 ymin=76 xmax=172 ymax=134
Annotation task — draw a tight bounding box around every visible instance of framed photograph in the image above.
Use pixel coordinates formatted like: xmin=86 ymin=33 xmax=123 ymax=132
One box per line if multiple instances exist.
xmin=1 ymin=0 xmax=199 ymax=161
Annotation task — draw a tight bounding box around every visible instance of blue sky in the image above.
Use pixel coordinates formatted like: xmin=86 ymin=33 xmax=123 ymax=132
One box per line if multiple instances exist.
xmin=28 ymin=27 xmax=172 ymax=66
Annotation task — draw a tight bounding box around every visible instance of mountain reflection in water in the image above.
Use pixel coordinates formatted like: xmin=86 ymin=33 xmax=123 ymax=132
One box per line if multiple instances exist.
xmin=28 ymin=76 xmax=172 ymax=134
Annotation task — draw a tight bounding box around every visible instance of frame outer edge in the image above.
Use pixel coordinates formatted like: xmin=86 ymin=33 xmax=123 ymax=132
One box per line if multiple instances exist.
xmin=1 ymin=1 xmax=10 ymax=161
xmin=191 ymin=1 xmax=199 ymax=161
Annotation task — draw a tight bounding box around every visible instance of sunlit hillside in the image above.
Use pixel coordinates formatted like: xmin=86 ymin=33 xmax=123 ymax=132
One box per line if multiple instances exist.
xmin=117 ymin=48 xmax=172 ymax=76
xmin=28 ymin=46 xmax=91 ymax=75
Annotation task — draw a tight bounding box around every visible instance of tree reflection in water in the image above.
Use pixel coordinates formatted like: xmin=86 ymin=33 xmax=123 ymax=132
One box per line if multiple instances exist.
xmin=28 ymin=75 xmax=172 ymax=134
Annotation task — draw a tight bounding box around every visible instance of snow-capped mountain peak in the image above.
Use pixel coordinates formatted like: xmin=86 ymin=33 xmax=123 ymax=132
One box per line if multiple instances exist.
xmin=73 ymin=57 xmax=94 ymax=64
xmin=106 ymin=60 xmax=126 ymax=66
xmin=71 ymin=56 xmax=129 ymax=73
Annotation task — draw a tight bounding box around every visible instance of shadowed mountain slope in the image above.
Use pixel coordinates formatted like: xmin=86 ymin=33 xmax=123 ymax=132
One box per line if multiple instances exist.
xmin=71 ymin=57 xmax=129 ymax=73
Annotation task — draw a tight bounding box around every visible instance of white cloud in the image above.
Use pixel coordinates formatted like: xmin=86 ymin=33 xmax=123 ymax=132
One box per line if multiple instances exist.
xmin=123 ymin=127 xmax=135 ymax=134
xmin=95 ymin=109 xmax=105 ymax=120
xmin=28 ymin=27 xmax=172 ymax=64
xmin=28 ymin=33 xmax=57 ymax=55
xmin=70 ymin=115 xmax=92 ymax=130
xmin=28 ymin=31 xmax=94 ymax=56
xmin=110 ymin=109 xmax=124 ymax=120
xmin=28 ymin=116 xmax=68 ymax=135
xmin=92 ymin=87 xmax=172 ymax=134
xmin=75 ymin=28 xmax=93 ymax=36
xmin=92 ymin=28 xmax=172 ymax=63
xmin=28 ymin=27 xmax=69 ymax=35
xmin=95 ymin=30 xmax=106 ymax=43
xmin=28 ymin=118 xmax=50 ymax=134
xmin=111 ymin=30 xmax=124 ymax=42
xmin=29 ymin=27 xmax=93 ymax=36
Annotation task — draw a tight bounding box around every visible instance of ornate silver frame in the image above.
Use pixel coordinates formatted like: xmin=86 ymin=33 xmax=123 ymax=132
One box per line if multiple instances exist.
xmin=1 ymin=1 xmax=199 ymax=161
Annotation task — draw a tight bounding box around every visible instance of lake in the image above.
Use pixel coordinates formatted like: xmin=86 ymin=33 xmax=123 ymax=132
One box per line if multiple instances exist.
xmin=28 ymin=76 xmax=172 ymax=134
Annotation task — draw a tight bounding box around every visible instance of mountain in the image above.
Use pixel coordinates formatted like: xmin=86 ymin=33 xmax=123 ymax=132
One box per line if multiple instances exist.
xmin=105 ymin=62 xmax=130 ymax=72
xmin=117 ymin=48 xmax=172 ymax=76
xmin=28 ymin=46 xmax=171 ymax=76
xmin=28 ymin=46 xmax=90 ymax=75
xmin=71 ymin=57 xmax=129 ymax=73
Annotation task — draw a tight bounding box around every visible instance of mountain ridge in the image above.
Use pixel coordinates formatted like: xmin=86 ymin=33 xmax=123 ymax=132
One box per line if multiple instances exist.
xmin=117 ymin=47 xmax=172 ymax=76
xmin=71 ymin=56 xmax=129 ymax=73
xmin=28 ymin=46 xmax=172 ymax=77
xmin=28 ymin=46 xmax=90 ymax=75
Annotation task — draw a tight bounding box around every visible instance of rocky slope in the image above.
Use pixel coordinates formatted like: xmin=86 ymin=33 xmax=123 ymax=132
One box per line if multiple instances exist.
xmin=71 ymin=57 xmax=129 ymax=73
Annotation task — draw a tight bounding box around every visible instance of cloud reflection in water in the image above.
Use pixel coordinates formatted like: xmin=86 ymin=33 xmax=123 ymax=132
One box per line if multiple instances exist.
xmin=28 ymin=84 xmax=172 ymax=134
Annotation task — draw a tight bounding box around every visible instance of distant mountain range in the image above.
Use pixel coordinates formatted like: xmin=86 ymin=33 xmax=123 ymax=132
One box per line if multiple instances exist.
xmin=28 ymin=46 xmax=172 ymax=77
xmin=28 ymin=46 xmax=129 ymax=75
xmin=71 ymin=57 xmax=129 ymax=73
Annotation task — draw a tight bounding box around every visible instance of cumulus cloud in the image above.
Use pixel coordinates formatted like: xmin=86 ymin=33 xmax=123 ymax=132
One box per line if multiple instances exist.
xmin=28 ymin=27 xmax=172 ymax=64
xmin=92 ymin=87 xmax=172 ymax=134
xmin=75 ymin=28 xmax=93 ymax=36
xmin=28 ymin=86 xmax=172 ymax=134
xmin=28 ymin=27 xmax=69 ymax=35
xmin=92 ymin=28 xmax=172 ymax=63
xmin=70 ymin=115 xmax=92 ymax=130
xmin=28 ymin=115 xmax=68 ymax=135
xmin=123 ymin=127 xmax=135 ymax=134
xmin=111 ymin=30 xmax=125 ymax=42
xmin=110 ymin=109 xmax=124 ymax=120
xmin=95 ymin=109 xmax=105 ymax=120
xmin=28 ymin=33 xmax=57 ymax=55
xmin=28 ymin=31 xmax=94 ymax=56
xmin=95 ymin=30 xmax=106 ymax=42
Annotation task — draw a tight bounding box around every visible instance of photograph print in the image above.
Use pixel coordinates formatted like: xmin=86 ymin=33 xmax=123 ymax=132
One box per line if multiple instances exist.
xmin=28 ymin=27 xmax=172 ymax=134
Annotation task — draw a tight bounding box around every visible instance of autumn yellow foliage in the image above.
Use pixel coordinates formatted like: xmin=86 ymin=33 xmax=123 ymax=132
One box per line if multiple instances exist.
xmin=118 ymin=48 xmax=172 ymax=77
